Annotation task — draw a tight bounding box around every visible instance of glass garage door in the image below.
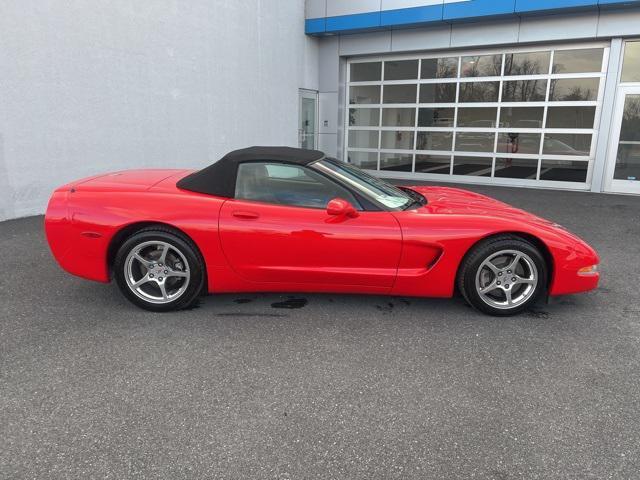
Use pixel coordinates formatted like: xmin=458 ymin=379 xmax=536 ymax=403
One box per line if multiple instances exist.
xmin=345 ymin=44 xmax=608 ymax=188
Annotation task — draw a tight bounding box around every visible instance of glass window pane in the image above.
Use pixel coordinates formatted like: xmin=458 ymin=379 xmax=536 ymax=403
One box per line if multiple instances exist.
xmin=351 ymin=62 xmax=382 ymax=81
xmin=455 ymin=132 xmax=496 ymax=152
xmin=383 ymin=84 xmax=417 ymax=104
xmin=497 ymin=133 xmax=542 ymax=155
xmin=461 ymin=55 xmax=502 ymax=77
xmin=494 ymin=158 xmax=539 ymax=179
xmin=348 ymin=151 xmax=378 ymax=170
xmin=543 ymin=134 xmax=592 ymax=156
xmin=382 ymin=108 xmax=415 ymax=127
xmin=348 ymin=130 xmax=379 ymax=149
xmin=540 ymin=160 xmax=588 ymax=182
xmin=614 ymin=95 xmax=640 ymax=180
xmin=549 ymin=78 xmax=600 ymax=101
xmin=419 ymin=83 xmax=457 ymax=103
xmin=500 ymin=107 xmax=544 ymax=128
xmin=418 ymin=108 xmax=455 ymax=127
xmin=504 ymin=51 xmax=550 ymax=76
xmin=545 ymin=106 xmax=596 ymax=129
xmin=385 ymin=60 xmax=419 ymax=80
xmin=349 ymin=108 xmax=380 ymax=127
xmin=553 ymin=48 xmax=604 ymax=74
xmin=421 ymin=57 xmax=458 ymax=79
xmin=416 ymin=132 xmax=453 ymax=151
xmin=381 ymin=131 xmax=414 ymax=150
xmin=415 ymin=154 xmax=451 ymax=174
xmin=459 ymin=82 xmax=500 ymax=102
xmin=453 ymin=156 xmax=493 ymax=176
xmin=380 ymin=153 xmax=413 ymax=171
xmin=502 ymin=80 xmax=547 ymax=102
xmin=457 ymin=107 xmax=497 ymax=128
xmin=622 ymin=41 xmax=640 ymax=83
xmin=350 ymin=85 xmax=380 ymax=104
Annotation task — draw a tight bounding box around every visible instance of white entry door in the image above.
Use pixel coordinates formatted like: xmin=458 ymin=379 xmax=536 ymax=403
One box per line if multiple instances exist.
xmin=298 ymin=89 xmax=318 ymax=150
xmin=605 ymin=86 xmax=640 ymax=194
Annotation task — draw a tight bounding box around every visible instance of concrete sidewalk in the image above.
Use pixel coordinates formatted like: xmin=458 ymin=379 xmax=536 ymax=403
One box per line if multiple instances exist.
xmin=1 ymin=184 xmax=639 ymax=479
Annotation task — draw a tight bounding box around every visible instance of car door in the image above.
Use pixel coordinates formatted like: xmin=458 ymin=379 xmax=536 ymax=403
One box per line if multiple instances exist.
xmin=218 ymin=162 xmax=402 ymax=288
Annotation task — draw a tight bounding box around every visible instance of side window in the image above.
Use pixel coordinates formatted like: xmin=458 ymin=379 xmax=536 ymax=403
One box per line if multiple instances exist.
xmin=235 ymin=162 xmax=361 ymax=209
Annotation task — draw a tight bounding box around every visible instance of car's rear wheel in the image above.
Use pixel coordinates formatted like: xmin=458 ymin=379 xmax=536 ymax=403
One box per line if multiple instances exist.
xmin=114 ymin=227 xmax=205 ymax=312
xmin=458 ymin=235 xmax=548 ymax=316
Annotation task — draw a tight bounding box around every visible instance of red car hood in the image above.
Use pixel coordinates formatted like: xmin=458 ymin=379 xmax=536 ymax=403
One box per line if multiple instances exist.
xmin=407 ymin=186 xmax=555 ymax=226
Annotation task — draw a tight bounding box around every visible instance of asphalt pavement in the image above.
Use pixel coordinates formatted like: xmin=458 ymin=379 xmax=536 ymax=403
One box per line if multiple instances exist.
xmin=1 ymin=184 xmax=639 ymax=479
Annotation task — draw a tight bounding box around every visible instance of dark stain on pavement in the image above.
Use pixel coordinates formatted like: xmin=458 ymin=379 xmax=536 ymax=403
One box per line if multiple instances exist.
xmin=271 ymin=298 xmax=308 ymax=309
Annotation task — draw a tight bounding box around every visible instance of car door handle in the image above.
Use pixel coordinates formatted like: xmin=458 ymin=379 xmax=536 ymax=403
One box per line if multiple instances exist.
xmin=232 ymin=211 xmax=260 ymax=220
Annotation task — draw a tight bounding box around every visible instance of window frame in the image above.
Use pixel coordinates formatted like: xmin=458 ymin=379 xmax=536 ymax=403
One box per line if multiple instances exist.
xmin=345 ymin=41 xmax=609 ymax=190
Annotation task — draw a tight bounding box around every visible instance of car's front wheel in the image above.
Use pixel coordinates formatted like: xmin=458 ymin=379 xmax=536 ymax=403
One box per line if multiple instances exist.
xmin=458 ymin=235 xmax=548 ymax=316
xmin=114 ymin=227 xmax=205 ymax=312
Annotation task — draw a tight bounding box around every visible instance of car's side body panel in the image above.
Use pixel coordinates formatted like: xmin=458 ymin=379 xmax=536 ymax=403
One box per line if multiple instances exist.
xmin=45 ymin=169 xmax=599 ymax=300
xmin=218 ymin=199 xmax=403 ymax=287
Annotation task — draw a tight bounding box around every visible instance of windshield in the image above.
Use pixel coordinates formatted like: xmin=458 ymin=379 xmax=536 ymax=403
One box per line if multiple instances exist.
xmin=312 ymin=159 xmax=414 ymax=210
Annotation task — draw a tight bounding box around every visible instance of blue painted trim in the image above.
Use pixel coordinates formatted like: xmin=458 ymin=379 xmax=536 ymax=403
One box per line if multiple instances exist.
xmin=515 ymin=0 xmax=598 ymax=13
xmin=326 ymin=11 xmax=381 ymax=33
xmin=444 ymin=0 xmax=515 ymax=20
xmin=305 ymin=18 xmax=326 ymax=35
xmin=305 ymin=0 xmax=640 ymax=36
xmin=380 ymin=5 xmax=444 ymax=27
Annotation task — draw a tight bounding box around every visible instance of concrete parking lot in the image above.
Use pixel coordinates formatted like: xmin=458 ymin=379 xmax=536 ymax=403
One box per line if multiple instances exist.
xmin=1 ymin=184 xmax=639 ymax=479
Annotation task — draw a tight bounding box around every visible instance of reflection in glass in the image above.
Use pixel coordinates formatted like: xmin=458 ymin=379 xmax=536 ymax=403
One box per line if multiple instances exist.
xmin=419 ymin=83 xmax=457 ymax=103
xmin=415 ymin=154 xmax=451 ymax=174
xmin=453 ymin=157 xmax=493 ymax=176
xmin=381 ymin=131 xmax=414 ymax=150
xmin=497 ymin=133 xmax=542 ymax=155
xmin=622 ymin=41 xmax=640 ymax=83
xmin=543 ymin=134 xmax=592 ymax=156
xmin=348 ymin=151 xmax=378 ymax=170
xmin=457 ymin=108 xmax=497 ymax=128
xmin=382 ymin=108 xmax=415 ymax=127
xmin=348 ymin=130 xmax=379 ymax=149
xmin=385 ymin=60 xmax=419 ymax=80
xmin=502 ymin=80 xmax=547 ymax=102
xmin=422 ymin=57 xmax=458 ymax=79
xmin=553 ymin=48 xmax=604 ymax=74
xmin=545 ymin=107 xmax=596 ymax=129
xmin=614 ymin=95 xmax=640 ymax=181
xmin=418 ymin=108 xmax=455 ymax=127
xmin=504 ymin=51 xmax=550 ymax=76
xmin=459 ymin=82 xmax=500 ymax=102
xmin=350 ymin=85 xmax=381 ymax=104
xmin=416 ymin=132 xmax=453 ymax=151
xmin=494 ymin=158 xmax=539 ymax=179
xmin=549 ymin=79 xmax=600 ymax=101
xmin=349 ymin=108 xmax=380 ymax=127
xmin=461 ymin=55 xmax=502 ymax=77
xmin=455 ymin=132 xmax=496 ymax=152
xmin=383 ymin=84 xmax=418 ymax=104
xmin=540 ymin=160 xmax=588 ymax=182
xmin=351 ymin=62 xmax=382 ymax=82
xmin=500 ymin=107 xmax=544 ymax=128
xmin=380 ymin=153 xmax=413 ymax=171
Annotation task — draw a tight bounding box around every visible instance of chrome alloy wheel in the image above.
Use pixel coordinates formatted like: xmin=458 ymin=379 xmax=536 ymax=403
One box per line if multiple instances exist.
xmin=124 ymin=241 xmax=191 ymax=304
xmin=475 ymin=249 xmax=538 ymax=310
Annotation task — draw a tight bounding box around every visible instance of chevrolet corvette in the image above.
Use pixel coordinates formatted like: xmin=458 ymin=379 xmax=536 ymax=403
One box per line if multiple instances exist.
xmin=45 ymin=146 xmax=600 ymax=316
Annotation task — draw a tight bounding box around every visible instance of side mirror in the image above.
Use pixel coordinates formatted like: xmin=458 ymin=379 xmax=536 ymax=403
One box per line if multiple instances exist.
xmin=327 ymin=198 xmax=359 ymax=218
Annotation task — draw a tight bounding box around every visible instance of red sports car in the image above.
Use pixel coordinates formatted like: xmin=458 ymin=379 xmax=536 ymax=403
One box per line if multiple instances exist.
xmin=45 ymin=146 xmax=600 ymax=316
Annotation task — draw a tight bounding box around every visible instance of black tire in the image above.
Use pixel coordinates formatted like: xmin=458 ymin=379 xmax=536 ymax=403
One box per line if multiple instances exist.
xmin=113 ymin=227 xmax=205 ymax=312
xmin=457 ymin=235 xmax=548 ymax=317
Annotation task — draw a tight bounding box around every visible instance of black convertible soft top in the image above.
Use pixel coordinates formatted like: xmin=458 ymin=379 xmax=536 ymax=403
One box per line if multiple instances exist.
xmin=176 ymin=146 xmax=325 ymax=198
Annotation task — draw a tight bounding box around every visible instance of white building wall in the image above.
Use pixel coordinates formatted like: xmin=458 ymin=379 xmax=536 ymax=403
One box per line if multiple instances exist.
xmin=0 ymin=0 xmax=319 ymax=220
